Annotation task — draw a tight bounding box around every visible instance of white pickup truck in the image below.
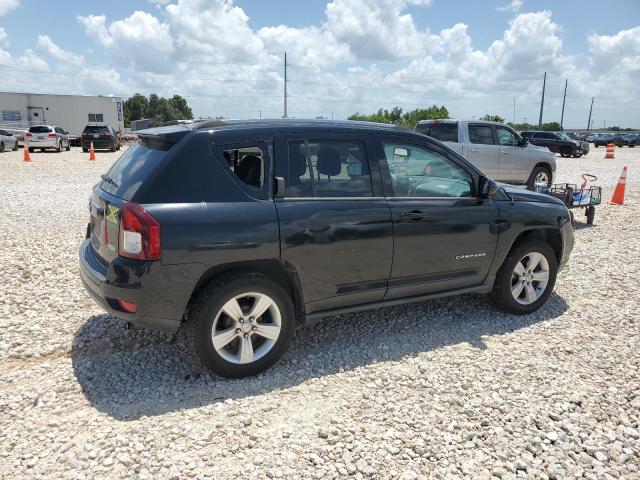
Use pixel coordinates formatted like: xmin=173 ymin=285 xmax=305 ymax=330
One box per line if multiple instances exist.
xmin=416 ymin=119 xmax=556 ymax=189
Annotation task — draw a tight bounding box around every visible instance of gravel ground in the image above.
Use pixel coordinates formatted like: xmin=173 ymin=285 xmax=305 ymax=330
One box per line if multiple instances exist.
xmin=1 ymin=146 xmax=638 ymax=479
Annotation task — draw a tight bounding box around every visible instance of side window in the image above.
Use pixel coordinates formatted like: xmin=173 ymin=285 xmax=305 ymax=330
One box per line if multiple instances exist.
xmin=285 ymin=139 xmax=372 ymax=198
xmin=496 ymin=127 xmax=517 ymax=146
xmin=468 ymin=125 xmax=495 ymax=145
xmin=381 ymin=141 xmax=473 ymax=198
xmin=220 ymin=145 xmax=265 ymax=190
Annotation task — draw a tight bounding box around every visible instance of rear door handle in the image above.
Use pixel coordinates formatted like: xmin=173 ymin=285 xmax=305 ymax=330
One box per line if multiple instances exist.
xmin=470 ymin=148 xmax=480 ymax=153
xmin=399 ymin=210 xmax=428 ymax=221
xmin=501 ymin=150 xmax=511 ymax=154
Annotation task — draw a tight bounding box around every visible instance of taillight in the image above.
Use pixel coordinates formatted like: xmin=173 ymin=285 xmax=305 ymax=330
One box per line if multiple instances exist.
xmin=26 ymin=132 xmax=32 ymax=137
xmin=118 ymin=203 xmax=161 ymax=260
xmin=48 ymin=133 xmax=56 ymax=138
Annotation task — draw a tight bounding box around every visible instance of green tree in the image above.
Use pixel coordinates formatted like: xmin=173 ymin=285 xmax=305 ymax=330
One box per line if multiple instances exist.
xmin=123 ymin=93 xmax=194 ymax=127
xmin=541 ymin=122 xmax=561 ymax=131
xmin=480 ymin=114 xmax=504 ymax=123
xmin=348 ymin=105 xmax=449 ymax=129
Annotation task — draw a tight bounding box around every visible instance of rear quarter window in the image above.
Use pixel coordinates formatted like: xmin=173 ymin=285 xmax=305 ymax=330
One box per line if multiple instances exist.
xmin=100 ymin=141 xmax=168 ymax=200
xmin=416 ymin=123 xmax=458 ymax=142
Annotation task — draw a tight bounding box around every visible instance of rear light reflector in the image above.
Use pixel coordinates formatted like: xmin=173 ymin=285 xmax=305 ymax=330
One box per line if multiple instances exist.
xmin=118 ymin=202 xmax=161 ymax=260
xmin=117 ymin=299 xmax=137 ymax=313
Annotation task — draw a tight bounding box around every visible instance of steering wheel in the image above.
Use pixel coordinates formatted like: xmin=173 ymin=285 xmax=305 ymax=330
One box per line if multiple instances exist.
xmin=581 ymin=174 xmax=597 ymax=183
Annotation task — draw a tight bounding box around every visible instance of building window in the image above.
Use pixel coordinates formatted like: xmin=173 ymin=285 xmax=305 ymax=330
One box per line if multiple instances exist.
xmin=3 ymin=111 xmax=22 ymax=121
xmin=88 ymin=113 xmax=104 ymax=122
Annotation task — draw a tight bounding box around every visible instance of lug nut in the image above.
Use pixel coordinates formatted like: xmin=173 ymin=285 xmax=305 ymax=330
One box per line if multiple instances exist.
xmin=239 ymin=319 xmax=244 ymax=324
xmin=235 ymin=328 xmax=241 ymax=333
xmin=252 ymin=326 xmax=257 ymax=331
xmin=243 ymin=333 xmax=249 ymax=338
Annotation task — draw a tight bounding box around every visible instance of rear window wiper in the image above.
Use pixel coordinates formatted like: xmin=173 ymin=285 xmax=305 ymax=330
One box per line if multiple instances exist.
xmin=100 ymin=174 xmax=119 ymax=189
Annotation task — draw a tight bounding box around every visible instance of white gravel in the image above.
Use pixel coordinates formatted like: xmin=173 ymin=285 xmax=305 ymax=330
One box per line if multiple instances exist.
xmin=1 ymin=145 xmax=639 ymax=479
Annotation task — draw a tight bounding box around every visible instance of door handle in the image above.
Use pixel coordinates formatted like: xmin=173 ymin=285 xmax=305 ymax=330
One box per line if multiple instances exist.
xmin=470 ymin=148 xmax=480 ymax=153
xmin=501 ymin=150 xmax=511 ymax=154
xmin=399 ymin=210 xmax=428 ymax=221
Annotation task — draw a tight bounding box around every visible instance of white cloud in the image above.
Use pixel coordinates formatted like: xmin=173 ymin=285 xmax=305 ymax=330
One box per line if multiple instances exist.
xmin=497 ymin=0 xmax=523 ymax=13
xmin=36 ymin=35 xmax=84 ymax=66
xmin=77 ymin=15 xmax=113 ymax=47
xmin=325 ymin=0 xmax=434 ymax=60
xmin=0 ymin=0 xmax=19 ymax=16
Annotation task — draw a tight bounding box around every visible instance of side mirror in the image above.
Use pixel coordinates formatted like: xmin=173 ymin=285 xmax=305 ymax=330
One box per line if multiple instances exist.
xmin=479 ymin=176 xmax=498 ymax=198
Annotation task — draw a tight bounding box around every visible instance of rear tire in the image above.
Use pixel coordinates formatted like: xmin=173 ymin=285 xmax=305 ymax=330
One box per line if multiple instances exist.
xmin=586 ymin=206 xmax=595 ymax=225
xmin=526 ymin=166 xmax=551 ymax=190
xmin=110 ymin=142 xmax=116 ymax=152
xmin=28 ymin=147 xmax=34 ymax=153
xmin=188 ymin=273 xmax=295 ymax=378
xmin=82 ymin=147 xmax=88 ymax=153
xmin=12 ymin=141 xmax=18 ymax=151
xmin=490 ymin=240 xmax=558 ymax=315
xmin=66 ymin=142 xmax=71 ymax=151
xmin=0 ymin=142 xmax=4 ymax=152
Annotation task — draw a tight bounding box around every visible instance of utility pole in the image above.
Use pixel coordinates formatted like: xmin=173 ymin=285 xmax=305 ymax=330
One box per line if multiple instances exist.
xmin=538 ymin=72 xmax=546 ymax=127
xmin=586 ymin=97 xmax=594 ymax=131
xmin=560 ymin=79 xmax=567 ymax=129
xmin=283 ymin=52 xmax=288 ymax=118
xmin=259 ymin=109 xmax=262 ymax=119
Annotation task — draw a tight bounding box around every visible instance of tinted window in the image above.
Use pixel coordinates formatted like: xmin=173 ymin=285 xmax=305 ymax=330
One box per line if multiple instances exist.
xmin=100 ymin=142 xmax=168 ymax=200
xmin=285 ymin=139 xmax=372 ymax=198
xmin=84 ymin=125 xmax=108 ymax=133
xmin=469 ymin=125 xmax=495 ymax=145
xmin=416 ymin=123 xmax=458 ymax=142
xmin=496 ymin=127 xmax=518 ymax=146
xmin=220 ymin=145 xmax=265 ymax=190
xmin=29 ymin=126 xmax=52 ymax=134
xmin=381 ymin=141 xmax=472 ymax=198
xmin=535 ymin=132 xmax=553 ymax=139
xmin=0 ymin=130 xmax=7 ymax=136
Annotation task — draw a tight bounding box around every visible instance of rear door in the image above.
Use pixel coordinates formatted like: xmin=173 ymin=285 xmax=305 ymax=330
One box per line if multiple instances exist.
xmin=466 ymin=123 xmax=501 ymax=179
xmin=274 ymin=132 xmax=393 ymax=313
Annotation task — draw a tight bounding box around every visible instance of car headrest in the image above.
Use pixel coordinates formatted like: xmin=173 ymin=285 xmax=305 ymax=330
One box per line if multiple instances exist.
xmin=317 ymin=147 xmax=341 ymax=176
xmin=289 ymin=149 xmax=308 ymax=178
xmin=236 ymin=155 xmax=261 ymax=188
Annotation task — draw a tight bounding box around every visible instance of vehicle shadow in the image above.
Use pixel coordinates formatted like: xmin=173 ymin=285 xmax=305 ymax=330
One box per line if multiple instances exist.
xmin=72 ymin=292 xmax=568 ymax=420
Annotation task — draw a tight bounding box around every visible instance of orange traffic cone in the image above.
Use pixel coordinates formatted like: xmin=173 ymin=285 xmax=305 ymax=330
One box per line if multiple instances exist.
xmin=23 ymin=141 xmax=31 ymax=162
xmin=609 ymin=165 xmax=627 ymax=205
xmin=89 ymin=142 xmax=96 ymax=161
xmin=605 ymin=143 xmax=615 ymax=159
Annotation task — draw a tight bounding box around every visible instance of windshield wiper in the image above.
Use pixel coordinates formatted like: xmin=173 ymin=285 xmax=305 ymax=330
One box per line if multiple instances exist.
xmin=100 ymin=174 xmax=119 ymax=188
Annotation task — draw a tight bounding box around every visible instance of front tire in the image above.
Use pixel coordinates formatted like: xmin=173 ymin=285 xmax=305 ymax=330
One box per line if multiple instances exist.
xmin=526 ymin=166 xmax=551 ymax=190
xmin=12 ymin=141 xmax=18 ymax=151
xmin=0 ymin=142 xmax=4 ymax=153
xmin=560 ymin=146 xmax=572 ymax=157
xmin=491 ymin=240 xmax=558 ymax=315
xmin=56 ymin=141 xmax=62 ymax=153
xmin=188 ymin=273 xmax=295 ymax=378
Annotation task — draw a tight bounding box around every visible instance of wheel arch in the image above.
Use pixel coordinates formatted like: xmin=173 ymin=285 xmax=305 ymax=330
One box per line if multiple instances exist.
xmin=186 ymin=259 xmax=305 ymax=324
xmin=508 ymin=227 xmax=563 ymax=264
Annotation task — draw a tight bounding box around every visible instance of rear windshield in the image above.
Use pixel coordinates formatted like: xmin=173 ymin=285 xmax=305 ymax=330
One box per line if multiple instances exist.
xmin=84 ymin=125 xmax=109 ymax=133
xmin=100 ymin=142 xmax=168 ymax=200
xmin=29 ymin=126 xmax=52 ymax=133
xmin=416 ymin=123 xmax=458 ymax=142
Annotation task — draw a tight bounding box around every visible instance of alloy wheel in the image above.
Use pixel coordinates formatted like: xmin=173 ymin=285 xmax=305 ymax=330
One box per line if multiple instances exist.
xmin=535 ymin=171 xmax=549 ymax=185
xmin=511 ymin=252 xmax=550 ymax=305
xmin=211 ymin=292 xmax=282 ymax=364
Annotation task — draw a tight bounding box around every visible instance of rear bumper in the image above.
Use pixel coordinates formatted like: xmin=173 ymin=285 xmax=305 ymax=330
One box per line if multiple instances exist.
xmin=28 ymin=139 xmax=58 ymax=148
xmin=82 ymin=138 xmax=116 ymax=149
xmin=79 ymin=239 xmax=184 ymax=331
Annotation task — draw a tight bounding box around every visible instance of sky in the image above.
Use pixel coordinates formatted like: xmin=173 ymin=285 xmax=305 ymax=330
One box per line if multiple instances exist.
xmin=0 ymin=0 xmax=639 ymax=128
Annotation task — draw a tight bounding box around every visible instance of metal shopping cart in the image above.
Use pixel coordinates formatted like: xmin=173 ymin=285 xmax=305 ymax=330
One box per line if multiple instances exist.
xmin=536 ymin=174 xmax=602 ymax=225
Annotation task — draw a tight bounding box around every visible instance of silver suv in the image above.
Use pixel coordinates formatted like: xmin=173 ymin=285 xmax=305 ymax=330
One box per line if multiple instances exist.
xmin=416 ymin=120 xmax=556 ymax=189
xmin=27 ymin=125 xmax=71 ymax=153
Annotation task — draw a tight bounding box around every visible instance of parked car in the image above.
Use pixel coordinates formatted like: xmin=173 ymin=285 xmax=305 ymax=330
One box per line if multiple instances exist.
xmin=81 ymin=123 xmax=121 ymax=152
xmin=593 ymin=134 xmax=636 ymax=147
xmin=623 ymin=134 xmax=639 ymax=147
xmin=26 ymin=125 xmax=71 ymax=152
xmin=520 ymin=131 xmax=588 ymax=158
xmin=0 ymin=129 xmax=19 ymax=152
xmin=416 ymin=120 xmax=556 ymax=189
xmin=79 ymin=119 xmax=575 ymax=378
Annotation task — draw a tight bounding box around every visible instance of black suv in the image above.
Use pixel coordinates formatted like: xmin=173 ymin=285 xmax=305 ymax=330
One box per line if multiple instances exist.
xmin=594 ymin=134 xmax=636 ymax=148
xmin=521 ymin=131 xmax=588 ymax=158
xmin=81 ymin=123 xmax=121 ymax=152
xmin=80 ymin=120 xmax=574 ymax=378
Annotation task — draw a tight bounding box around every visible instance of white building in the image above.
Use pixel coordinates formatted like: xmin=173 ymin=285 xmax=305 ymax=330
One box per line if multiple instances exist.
xmin=0 ymin=92 xmax=125 ymax=136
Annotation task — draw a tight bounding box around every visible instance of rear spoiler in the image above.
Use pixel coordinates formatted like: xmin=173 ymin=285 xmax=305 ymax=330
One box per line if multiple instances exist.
xmin=136 ymin=125 xmax=191 ymax=150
